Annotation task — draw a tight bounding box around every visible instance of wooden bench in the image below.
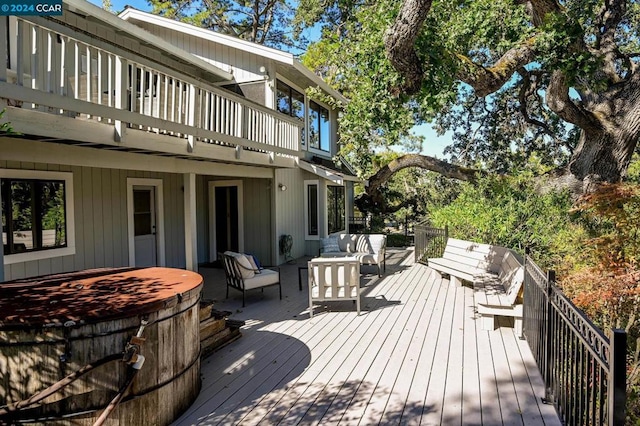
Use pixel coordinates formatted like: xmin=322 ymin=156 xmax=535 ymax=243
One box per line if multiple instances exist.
xmin=428 ymin=238 xmax=524 ymax=336
xmin=427 ymin=238 xmax=507 ymax=286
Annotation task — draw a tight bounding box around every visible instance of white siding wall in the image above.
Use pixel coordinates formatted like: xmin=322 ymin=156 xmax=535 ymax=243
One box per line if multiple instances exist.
xmin=274 ymin=168 xmax=306 ymax=262
xmin=139 ymin=23 xmax=264 ymax=84
xmin=1 ymin=161 xmax=186 ymax=281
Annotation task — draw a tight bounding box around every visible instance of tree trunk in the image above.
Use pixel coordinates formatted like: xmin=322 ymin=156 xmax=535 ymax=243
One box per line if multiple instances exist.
xmin=571 ymin=127 xmax=640 ymax=187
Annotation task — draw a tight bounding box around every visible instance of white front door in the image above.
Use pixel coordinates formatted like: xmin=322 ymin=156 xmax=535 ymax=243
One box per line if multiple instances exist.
xmin=133 ymin=187 xmax=157 ymax=266
xmin=127 ymin=178 xmax=165 ymax=267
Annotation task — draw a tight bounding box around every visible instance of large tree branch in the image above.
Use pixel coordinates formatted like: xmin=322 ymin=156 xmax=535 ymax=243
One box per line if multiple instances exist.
xmin=547 ymin=71 xmax=602 ymax=132
xmin=455 ymin=40 xmax=538 ymax=97
xmin=366 ymin=153 xmax=481 ymax=193
xmin=383 ymin=0 xmax=432 ymax=95
xmin=517 ymin=68 xmax=557 ymax=139
xmin=358 ymin=154 xmax=483 ymax=214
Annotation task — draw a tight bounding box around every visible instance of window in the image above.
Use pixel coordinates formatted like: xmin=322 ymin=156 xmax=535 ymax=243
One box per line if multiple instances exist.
xmin=1 ymin=170 xmax=74 ymax=263
xmin=276 ymin=80 xmax=305 ymax=143
xmin=2 ymin=178 xmax=67 ymax=255
xmin=327 ymin=186 xmax=345 ymax=234
xmin=304 ymin=181 xmax=319 ymax=239
xmin=309 ymin=101 xmax=330 ymax=152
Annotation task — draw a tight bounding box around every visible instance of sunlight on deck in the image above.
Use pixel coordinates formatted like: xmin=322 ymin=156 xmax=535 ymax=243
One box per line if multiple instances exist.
xmin=173 ymin=249 xmax=561 ymax=426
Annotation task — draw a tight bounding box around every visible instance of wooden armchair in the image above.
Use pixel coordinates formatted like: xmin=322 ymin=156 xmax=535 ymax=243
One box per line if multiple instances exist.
xmin=220 ymin=252 xmax=281 ymax=307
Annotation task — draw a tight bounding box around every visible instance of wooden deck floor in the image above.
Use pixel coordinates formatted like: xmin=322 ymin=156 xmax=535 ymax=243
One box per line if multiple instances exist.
xmin=173 ymin=249 xmax=560 ymax=426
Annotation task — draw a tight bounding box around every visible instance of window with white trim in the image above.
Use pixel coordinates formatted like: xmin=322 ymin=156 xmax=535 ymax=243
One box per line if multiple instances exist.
xmin=304 ymin=180 xmax=319 ymax=239
xmin=309 ymin=101 xmax=330 ymax=152
xmin=327 ymin=185 xmax=345 ymax=234
xmin=1 ymin=170 xmax=74 ymax=262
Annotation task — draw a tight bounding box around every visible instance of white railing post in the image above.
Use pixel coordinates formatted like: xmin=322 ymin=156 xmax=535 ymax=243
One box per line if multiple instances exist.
xmin=187 ymin=83 xmax=195 ymax=152
xmin=183 ymin=172 xmax=198 ymax=272
xmin=114 ymin=55 xmax=126 ymax=142
xmin=16 ymin=19 xmax=24 ymax=86
xmin=0 ymin=17 xmax=7 ymax=82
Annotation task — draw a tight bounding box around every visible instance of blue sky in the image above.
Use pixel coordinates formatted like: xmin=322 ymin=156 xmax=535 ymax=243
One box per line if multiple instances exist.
xmin=88 ymin=0 xmax=454 ymax=157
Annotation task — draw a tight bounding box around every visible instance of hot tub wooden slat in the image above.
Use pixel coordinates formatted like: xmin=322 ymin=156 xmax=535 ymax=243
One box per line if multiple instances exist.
xmin=0 ymin=267 xmax=203 ymax=426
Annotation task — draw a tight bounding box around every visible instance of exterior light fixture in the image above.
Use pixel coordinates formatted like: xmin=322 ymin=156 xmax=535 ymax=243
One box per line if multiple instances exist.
xmin=278 ymin=183 xmax=287 ymax=191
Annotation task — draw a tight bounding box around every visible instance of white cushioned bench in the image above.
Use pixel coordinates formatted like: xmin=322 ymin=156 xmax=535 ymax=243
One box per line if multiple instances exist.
xmin=319 ymin=234 xmax=386 ymax=277
xmin=428 ymin=238 xmax=524 ymax=336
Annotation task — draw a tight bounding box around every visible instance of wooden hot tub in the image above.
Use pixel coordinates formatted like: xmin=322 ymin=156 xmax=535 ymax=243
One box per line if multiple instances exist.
xmin=0 ymin=267 xmax=203 ymax=425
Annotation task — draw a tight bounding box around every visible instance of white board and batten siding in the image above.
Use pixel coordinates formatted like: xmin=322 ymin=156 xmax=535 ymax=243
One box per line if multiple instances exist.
xmin=1 ymin=161 xmax=187 ymax=281
xmin=274 ymin=168 xmax=306 ymax=263
xmin=137 ymin=22 xmax=264 ymax=84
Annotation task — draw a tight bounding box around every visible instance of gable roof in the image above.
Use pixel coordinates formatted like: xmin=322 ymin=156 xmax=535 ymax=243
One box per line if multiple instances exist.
xmin=118 ymin=7 xmax=348 ymax=104
xmin=64 ymin=0 xmax=232 ymax=83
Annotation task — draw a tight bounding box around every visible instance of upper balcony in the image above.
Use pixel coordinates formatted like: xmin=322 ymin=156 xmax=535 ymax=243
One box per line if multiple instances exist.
xmin=0 ymin=7 xmax=302 ymax=168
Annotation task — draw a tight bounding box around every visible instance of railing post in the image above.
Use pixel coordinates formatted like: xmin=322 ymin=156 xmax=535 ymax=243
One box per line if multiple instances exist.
xmin=522 ymin=247 xmax=529 ymax=338
xmin=187 ymin=83 xmax=196 ymax=152
xmin=114 ymin=55 xmax=126 ymax=142
xmin=543 ymin=269 xmax=555 ymax=404
xmin=608 ymin=329 xmax=627 ymax=426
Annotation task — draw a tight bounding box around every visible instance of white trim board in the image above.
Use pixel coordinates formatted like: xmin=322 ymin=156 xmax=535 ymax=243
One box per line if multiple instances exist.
xmin=127 ymin=178 xmax=166 ymax=267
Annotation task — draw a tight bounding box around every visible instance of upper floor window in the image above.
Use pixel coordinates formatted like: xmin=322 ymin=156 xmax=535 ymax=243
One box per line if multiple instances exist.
xmin=277 ymin=80 xmax=305 ymax=118
xmin=2 ymin=178 xmax=67 ymax=255
xmin=309 ymin=101 xmax=330 ymax=152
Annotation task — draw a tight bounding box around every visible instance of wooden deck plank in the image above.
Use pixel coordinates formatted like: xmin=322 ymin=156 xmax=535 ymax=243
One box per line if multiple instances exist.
xmin=419 ymin=276 xmax=458 ymax=425
xmin=439 ymin=282 xmax=467 ymax=425
xmin=461 ymin=282 xmax=482 ymax=425
xmin=171 ymin=249 xmax=560 ymax=426
xmin=514 ymin=334 xmax=563 ymax=426
xmin=275 ymin=263 xmax=428 ymax=425
xmin=487 ymin=318 xmax=523 ymax=426
xmin=354 ymin=266 xmax=435 ymax=424
xmin=499 ymin=326 xmax=547 ymax=426
xmin=299 ymin=268 xmax=431 ymax=424
xmin=235 ymin=256 xmax=416 ymax=424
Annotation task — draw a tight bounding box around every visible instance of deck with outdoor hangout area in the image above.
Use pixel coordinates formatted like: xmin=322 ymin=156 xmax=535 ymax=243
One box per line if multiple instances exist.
xmin=174 ymin=247 xmax=561 ymax=425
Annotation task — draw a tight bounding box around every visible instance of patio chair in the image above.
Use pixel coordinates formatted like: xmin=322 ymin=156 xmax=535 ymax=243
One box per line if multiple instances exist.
xmin=220 ymin=252 xmax=282 ymax=307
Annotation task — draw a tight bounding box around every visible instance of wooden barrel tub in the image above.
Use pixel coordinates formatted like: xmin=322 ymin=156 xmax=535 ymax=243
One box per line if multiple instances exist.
xmin=0 ymin=267 xmax=203 ymax=425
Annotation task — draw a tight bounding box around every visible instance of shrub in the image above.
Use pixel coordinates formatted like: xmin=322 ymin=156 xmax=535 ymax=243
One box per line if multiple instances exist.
xmin=428 ymin=173 xmax=581 ymax=269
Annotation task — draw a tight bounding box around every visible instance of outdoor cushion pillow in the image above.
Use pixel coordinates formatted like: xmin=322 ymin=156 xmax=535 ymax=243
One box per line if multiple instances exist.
xmin=229 ymin=252 xmax=254 ymax=279
xmin=246 ymin=254 xmax=261 ymax=274
xmin=322 ymin=236 xmax=341 ymax=253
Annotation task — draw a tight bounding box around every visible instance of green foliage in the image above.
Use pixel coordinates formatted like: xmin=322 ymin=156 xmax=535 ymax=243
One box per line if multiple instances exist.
xmin=147 ymin=0 xmax=302 ymax=50
xmin=0 ymin=109 xmax=15 ymax=134
xmin=428 ymin=172 xmax=579 ymax=268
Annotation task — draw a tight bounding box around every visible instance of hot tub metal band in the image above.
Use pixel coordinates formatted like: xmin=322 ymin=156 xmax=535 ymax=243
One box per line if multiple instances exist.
xmin=0 ymin=317 xmax=150 ymax=425
xmin=0 ymin=294 xmax=201 ymax=347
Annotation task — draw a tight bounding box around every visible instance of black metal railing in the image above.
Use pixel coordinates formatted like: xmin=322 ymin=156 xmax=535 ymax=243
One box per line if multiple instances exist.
xmin=414 ymin=223 xmax=448 ymax=264
xmin=348 ymin=216 xmax=369 ymax=233
xmin=414 ymin=225 xmax=628 ymax=425
xmin=523 ymin=253 xmax=627 ymax=426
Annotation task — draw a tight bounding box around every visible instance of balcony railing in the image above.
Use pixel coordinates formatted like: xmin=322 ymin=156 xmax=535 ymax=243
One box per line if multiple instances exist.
xmin=0 ymin=17 xmax=301 ymax=158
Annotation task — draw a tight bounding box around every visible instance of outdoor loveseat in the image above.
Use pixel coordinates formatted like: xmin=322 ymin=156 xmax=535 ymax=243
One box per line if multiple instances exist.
xmin=319 ymin=233 xmax=387 ymax=277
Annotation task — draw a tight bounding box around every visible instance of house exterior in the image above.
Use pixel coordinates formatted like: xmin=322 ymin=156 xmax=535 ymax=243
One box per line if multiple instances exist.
xmin=0 ymin=0 xmax=358 ymax=282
